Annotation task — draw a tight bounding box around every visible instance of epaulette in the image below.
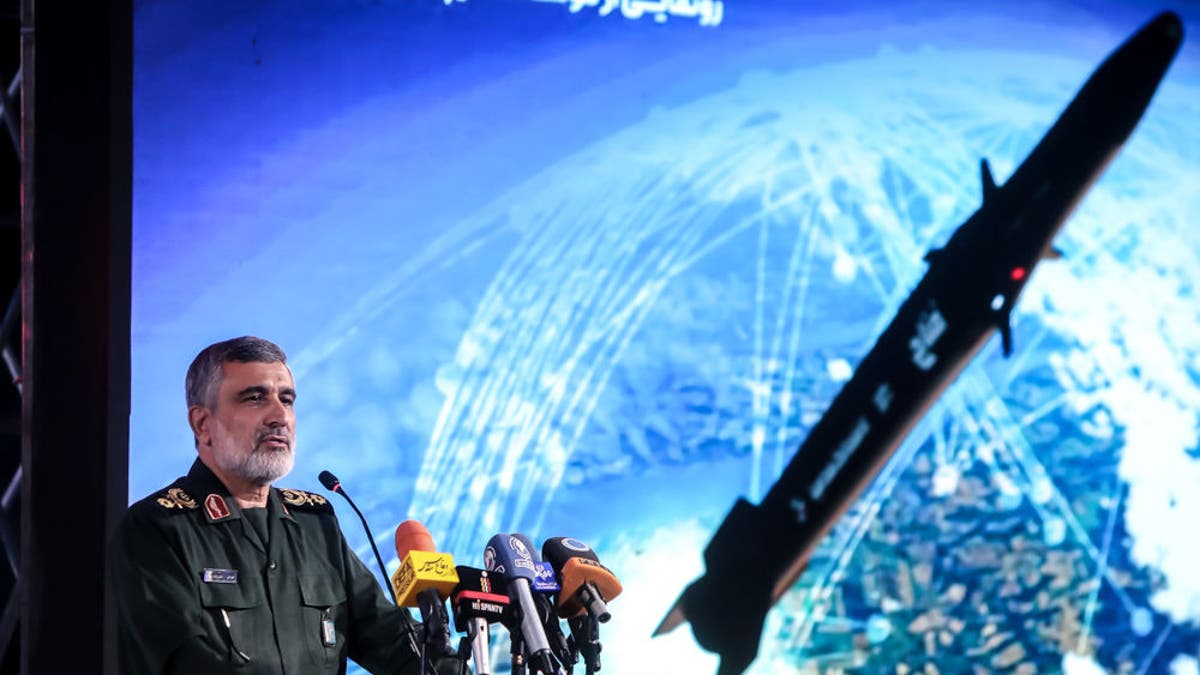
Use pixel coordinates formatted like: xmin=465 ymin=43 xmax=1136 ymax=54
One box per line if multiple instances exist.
xmin=154 ymin=486 xmax=200 ymax=512
xmin=278 ymin=488 xmax=334 ymax=513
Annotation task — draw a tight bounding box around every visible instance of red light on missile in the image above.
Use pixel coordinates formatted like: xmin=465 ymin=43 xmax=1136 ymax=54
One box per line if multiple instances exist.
xmin=1010 ymin=267 xmax=1027 ymax=281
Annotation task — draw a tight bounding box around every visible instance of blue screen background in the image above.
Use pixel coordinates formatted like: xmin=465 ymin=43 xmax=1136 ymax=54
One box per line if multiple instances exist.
xmin=133 ymin=1 xmax=1200 ymax=671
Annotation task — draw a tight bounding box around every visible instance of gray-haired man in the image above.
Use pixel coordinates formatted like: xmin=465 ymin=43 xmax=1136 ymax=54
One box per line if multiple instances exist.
xmin=109 ymin=336 xmax=426 ymax=674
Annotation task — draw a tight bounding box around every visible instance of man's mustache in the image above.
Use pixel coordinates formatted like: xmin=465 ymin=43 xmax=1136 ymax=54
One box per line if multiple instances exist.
xmin=256 ymin=429 xmax=293 ymax=449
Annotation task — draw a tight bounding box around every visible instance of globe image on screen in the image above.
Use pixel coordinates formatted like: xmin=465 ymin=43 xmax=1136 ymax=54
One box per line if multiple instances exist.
xmin=269 ymin=16 xmax=1199 ymax=675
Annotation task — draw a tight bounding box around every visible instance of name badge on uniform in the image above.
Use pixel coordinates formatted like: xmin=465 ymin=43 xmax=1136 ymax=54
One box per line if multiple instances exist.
xmin=202 ymin=568 xmax=239 ymax=584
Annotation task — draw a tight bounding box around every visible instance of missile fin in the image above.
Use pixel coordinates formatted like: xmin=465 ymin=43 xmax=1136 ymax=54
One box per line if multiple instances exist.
xmin=652 ymin=602 xmax=686 ymax=636
xmin=981 ymin=158 xmax=998 ymax=202
xmin=997 ymin=310 xmax=1014 ymax=357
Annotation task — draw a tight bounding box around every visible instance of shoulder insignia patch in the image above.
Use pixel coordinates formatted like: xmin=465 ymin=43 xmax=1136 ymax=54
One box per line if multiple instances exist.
xmin=155 ymin=487 xmax=199 ymax=511
xmin=279 ymin=488 xmax=332 ymax=512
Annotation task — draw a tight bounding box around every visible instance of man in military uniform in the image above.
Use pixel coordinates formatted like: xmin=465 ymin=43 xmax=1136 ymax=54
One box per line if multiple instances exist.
xmin=109 ymin=336 xmax=434 ymax=674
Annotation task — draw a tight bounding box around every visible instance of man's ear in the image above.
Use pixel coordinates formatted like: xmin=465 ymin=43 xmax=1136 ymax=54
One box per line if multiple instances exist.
xmin=188 ymin=405 xmax=211 ymax=447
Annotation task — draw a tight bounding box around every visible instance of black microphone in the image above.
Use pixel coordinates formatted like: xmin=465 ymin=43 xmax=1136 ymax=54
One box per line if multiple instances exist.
xmin=317 ymin=469 xmax=340 ymax=491
xmin=318 ymin=470 xmax=392 ymax=597
xmin=319 ymin=470 xmax=428 ymax=673
xmin=567 ymin=614 xmax=602 ymax=675
xmin=450 ymin=566 xmax=511 ymax=675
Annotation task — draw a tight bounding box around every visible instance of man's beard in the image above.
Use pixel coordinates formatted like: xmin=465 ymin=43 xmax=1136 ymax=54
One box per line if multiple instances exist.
xmin=214 ymin=434 xmax=295 ymax=486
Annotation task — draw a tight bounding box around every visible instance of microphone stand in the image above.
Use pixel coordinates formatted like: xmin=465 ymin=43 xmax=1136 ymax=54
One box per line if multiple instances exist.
xmin=322 ymin=474 xmax=434 ymax=675
xmin=466 ymin=618 xmax=492 ymax=675
xmin=510 ymin=632 xmax=527 ymax=675
xmin=547 ymin=619 xmax=575 ymax=674
xmin=330 ymin=484 xmax=391 ymax=598
xmin=456 ymin=636 xmax=473 ymax=675
xmin=569 ymin=615 xmax=601 ymax=675
xmin=416 ymin=588 xmax=455 ymax=675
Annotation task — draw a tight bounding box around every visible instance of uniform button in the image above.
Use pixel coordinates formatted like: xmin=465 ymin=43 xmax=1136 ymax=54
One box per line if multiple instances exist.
xmin=268 ymin=560 xmax=278 ymax=571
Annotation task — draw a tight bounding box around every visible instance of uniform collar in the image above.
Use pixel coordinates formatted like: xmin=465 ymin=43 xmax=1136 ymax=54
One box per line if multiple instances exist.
xmin=182 ymin=459 xmax=243 ymax=523
xmin=182 ymin=458 xmax=296 ymax=524
xmin=271 ymin=487 xmax=297 ymax=523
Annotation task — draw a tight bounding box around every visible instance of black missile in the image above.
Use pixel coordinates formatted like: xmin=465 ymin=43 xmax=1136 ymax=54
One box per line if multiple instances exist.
xmin=653 ymin=11 xmax=1183 ymax=675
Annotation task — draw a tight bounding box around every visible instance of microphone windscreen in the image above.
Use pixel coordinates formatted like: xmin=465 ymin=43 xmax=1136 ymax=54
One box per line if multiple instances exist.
xmin=451 ymin=566 xmax=510 ymax=630
xmin=391 ymin=523 xmax=458 ymax=606
xmin=556 ymin=556 xmax=623 ymax=618
xmin=318 ymin=470 xmax=340 ymax=491
xmin=484 ymin=532 xmax=538 ymax=582
xmin=394 ymin=519 xmax=436 ymax=560
xmin=542 ymin=537 xmax=600 ymax=573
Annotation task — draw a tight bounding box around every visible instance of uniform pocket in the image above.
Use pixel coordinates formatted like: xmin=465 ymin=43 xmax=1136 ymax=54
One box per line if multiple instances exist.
xmin=199 ymin=581 xmax=264 ymax=666
xmin=199 ymin=581 xmax=263 ymax=609
xmin=298 ymin=573 xmax=348 ymax=666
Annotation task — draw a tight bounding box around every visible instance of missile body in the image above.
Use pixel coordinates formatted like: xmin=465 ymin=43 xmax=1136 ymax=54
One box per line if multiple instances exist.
xmin=655 ymin=12 xmax=1183 ymax=675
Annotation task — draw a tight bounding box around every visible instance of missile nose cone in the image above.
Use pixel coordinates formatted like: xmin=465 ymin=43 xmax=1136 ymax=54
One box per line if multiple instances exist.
xmin=1153 ymin=11 xmax=1183 ymax=44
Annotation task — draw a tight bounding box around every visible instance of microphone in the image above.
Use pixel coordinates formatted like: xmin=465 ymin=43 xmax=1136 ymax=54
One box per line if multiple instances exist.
xmin=531 ymin=558 xmax=574 ymax=673
xmin=392 ymin=520 xmax=459 ymax=668
xmin=319 ymin=470 xmax=393 ymax=597
xmin=450 ymin=566 xmax=511 ymax=675
xmin=316 ymin=470 xmax=341 ymax=491
xmin=318 ymin=471 xmax=425 ymax=670
xmin=567 ymin=614 xmax=602 ymax=675
xmin=485 ymin=532 xmax=563 ymax=675
xmin=541 ymin=538 xmax=622 ymax=622
xmin=543 ymin=538 xmax=619 ymax=675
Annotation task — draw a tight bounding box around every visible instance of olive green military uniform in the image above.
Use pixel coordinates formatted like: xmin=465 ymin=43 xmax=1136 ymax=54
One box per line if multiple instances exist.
xmin=109 ymin=459 xmax=424 ymax=675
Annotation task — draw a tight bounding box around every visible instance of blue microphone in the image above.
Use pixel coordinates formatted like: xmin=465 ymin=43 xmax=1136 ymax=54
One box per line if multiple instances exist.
xmin=484 ymin=533 xmax=562 ymax=675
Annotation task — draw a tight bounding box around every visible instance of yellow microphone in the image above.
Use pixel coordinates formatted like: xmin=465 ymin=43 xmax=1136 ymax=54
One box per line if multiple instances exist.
xmin=391 ymin=519 xmax=459 ymax=606
xmin=390 ymin=520 xmax=457 ymax=665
